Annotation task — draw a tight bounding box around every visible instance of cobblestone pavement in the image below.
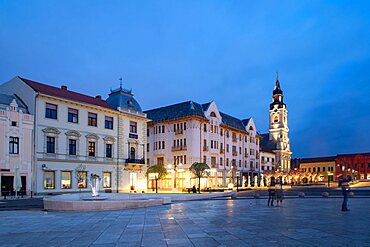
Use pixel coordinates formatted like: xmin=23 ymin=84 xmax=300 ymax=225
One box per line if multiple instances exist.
xmin=0 ymin=198 xmax=369 ymax=247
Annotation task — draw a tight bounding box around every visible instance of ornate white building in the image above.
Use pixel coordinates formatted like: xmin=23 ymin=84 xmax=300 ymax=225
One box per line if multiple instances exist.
xmin=260 ymin=76 xmax=292 ymax=172
xmin=0 ymin=76 xmax=148 ymax=194
xmin=0 ymin=93 xmax=34 ymax=195
xmin=145 ymin=100 xmax=260 ymax=190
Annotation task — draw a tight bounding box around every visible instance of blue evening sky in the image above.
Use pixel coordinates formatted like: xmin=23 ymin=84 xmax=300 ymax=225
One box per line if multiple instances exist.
xmin=1 ymin=0 xmax=369 ymax=158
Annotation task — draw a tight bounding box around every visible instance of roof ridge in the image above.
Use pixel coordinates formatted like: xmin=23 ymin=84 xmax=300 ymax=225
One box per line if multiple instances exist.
xmin=144 ymin=100 xmax=195 ymax=112
xmin=18 ymin=76 xmax=112 ymax=109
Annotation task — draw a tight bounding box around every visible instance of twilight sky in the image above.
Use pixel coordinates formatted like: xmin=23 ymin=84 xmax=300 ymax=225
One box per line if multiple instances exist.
xmin=1 ymin=0 xmax=369 ymax=158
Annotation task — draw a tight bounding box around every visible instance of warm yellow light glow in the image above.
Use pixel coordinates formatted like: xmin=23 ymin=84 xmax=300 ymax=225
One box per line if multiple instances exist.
xmin=228 ymin=183 xmax=234 ymax=189
xmin=137 ymin=178 xmax=146 ymax=191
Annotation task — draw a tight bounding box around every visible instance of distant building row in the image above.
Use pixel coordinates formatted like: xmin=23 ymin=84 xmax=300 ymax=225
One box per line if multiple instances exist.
xmin=0 ymin=75 xmax=292 ymax=195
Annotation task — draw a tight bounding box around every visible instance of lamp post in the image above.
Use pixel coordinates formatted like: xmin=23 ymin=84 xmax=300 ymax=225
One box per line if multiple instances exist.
xmin=171 ymin=157 xmax=183 ymax=191
xmin=236 ymin=173 xmax=240 ymax=192
xmin=155 ymin=174 xmax=158 ymax=194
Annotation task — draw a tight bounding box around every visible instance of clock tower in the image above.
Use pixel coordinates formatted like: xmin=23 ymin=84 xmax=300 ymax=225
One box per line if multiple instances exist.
xmin=268 ymin=74 xmax=292 ymax=171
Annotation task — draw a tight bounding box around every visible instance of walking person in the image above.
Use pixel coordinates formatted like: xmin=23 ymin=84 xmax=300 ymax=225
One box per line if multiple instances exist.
xmin=276 ymin=182 xmax=284 ymax=207
xmin=267 ymin=182 xmax=276 ymax=206
xmin=339 ymin=175 xmax=351 ymax=211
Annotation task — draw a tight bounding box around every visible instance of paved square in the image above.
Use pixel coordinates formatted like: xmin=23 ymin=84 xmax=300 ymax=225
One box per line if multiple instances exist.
xmin=0 ymin=198 xmax=369 ymax=246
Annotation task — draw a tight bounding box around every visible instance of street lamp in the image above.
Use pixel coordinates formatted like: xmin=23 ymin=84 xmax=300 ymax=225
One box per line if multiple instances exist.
xmin=236 ymin=173 xmax=240 ymax=192
xmin=167 ymin=157 xmax=183 ymax=191
xmin=150 ymin=172 xmax=159 ymax=193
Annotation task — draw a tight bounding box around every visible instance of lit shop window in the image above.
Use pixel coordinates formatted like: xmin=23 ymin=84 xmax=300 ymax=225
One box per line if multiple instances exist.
xmin=77 ymin=171 xmax=87 ymax=188
xmin=61 ymin=171 xmax=72 ymax=189
xmin=44 ymin=171 xmax=55 ymax=189
xmin=103 ymin=172 xmax=111 ymax=188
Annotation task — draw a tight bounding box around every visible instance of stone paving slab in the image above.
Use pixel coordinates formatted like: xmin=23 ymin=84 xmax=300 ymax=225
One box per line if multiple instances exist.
xmin=0 ymin=198 xmax=370 ymax=246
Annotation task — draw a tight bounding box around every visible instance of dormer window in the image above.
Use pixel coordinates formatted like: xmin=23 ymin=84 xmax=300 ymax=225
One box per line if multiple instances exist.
xmin=210 ymin=112 xmax=216 ymax=117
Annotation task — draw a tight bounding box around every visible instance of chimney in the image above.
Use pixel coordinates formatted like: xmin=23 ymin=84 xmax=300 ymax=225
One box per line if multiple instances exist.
xmin=95 ymin=95 xmax=102 ymax=99
xmin=61 ymin=85 xmax=68 ymax=90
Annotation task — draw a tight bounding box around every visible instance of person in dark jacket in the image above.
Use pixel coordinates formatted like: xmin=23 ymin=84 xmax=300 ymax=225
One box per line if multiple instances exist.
xmin=267 ymin=183 xmax=276 ymax=206
xmin=339 ymin=175 xmax=351 ymax=211
xmin=192 ymin=185 xmax=197 ymax=194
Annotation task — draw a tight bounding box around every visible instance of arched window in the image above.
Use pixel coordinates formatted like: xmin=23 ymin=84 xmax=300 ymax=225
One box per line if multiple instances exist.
xmin=210 ymin=112 xmax=216 ymax=117
xmin=249 ymin=126 xmax=254 ymax=130
xmin=130 ymin=147 xmax=136 ymax=160
xmin=273 ymin=116 xmax=279 ymax=123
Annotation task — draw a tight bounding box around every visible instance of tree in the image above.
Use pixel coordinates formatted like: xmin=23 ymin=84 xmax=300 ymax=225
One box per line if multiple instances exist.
xmin=189 ymin=162 xmax=210 ymax=193
xmin=146 ymin=164 xmax=168 ymax=193
xmin=146 ymin=164 xmax=168 ymax=180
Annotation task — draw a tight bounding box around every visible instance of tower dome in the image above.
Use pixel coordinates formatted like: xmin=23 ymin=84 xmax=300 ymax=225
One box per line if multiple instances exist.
xmin=106 ymin=87 xmax=142 ymax=112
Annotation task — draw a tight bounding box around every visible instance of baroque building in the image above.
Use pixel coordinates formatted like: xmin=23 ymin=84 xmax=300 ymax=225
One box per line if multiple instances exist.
xmin=260 ymin=76 xmax=292 ymax=172
xmin=145 ymin=100 xmax=260 ymax=190
xmin=0 ymin=76 xmax=148 ymax=194
xmin=0 ymin=93 xmax=34 ymax=195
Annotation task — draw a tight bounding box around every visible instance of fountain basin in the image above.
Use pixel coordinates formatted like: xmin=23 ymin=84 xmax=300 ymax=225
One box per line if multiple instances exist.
xmin=43 ymin=193 xmax=170 ymax=211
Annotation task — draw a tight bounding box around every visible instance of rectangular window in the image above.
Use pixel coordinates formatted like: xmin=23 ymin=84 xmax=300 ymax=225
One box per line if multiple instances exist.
xmin=46 ymin=137 xmax=55 ymax=153
xmin=11 ymin=121 xmax=17 ymax=126
xmin=147 ymin=143 xmax=150 ymax=152
xmin=68 ymin=108 xmax=78 ymax=123
xmin=323 ymin=167 xmax=326 ymax=172
xmin=157 ymin=157 xmax=164 ymax=165
xmin=130 ymin=121 xmax=137 ymax=133
xmin=105 ymin=116 xmax=113 ymax=129
xmin=88 ymin=112 xmax=97 ymax=127
xmin=162 ymin=141 xmax=165 ymax=149
xmin=106 ymin=143 xmax=112 ymax=158
xmin=9 ymin=136 xmax=19 ymax=154
xmin=45 ymin=103 xmax=57 ymax=119
xmin=77 ymin=171 xmax=87 ymax=188
xmin=61 ymin=171 xmax=72 ymax=189
xmin=103 ymin=172 xmax=111 ymax=188
xmin=88 ymin=142 xmax=96 ymax=157
xmin=317 ymin=167 xmax=320 ymax=172
xmin=69 ymin=139 xmax=77 ymax=155
xmin=43 ymin=171 xmax=55 ymax=189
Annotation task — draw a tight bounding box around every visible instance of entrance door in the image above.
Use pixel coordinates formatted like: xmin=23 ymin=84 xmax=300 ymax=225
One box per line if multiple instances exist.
xmin=1 ymin=176 xmax=14 ymax=196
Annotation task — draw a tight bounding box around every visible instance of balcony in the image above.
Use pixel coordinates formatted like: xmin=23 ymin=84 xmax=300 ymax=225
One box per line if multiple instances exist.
xmin=171 ymin=145 xmax=187 ymax=152
xmin=125 ymin=158 xmax=145 ymax=164
xmin=203 ymin=146 xmax=209 ymax=151
xmin=232 ymin=151 xmax=238 ymax=156
xmin=220 ymin=149 xmax=224 ymax=154
xmin=232 ymin=137 xmax=237 ymax=143
xmin=175 ymin=129 xmax=184 ymax=135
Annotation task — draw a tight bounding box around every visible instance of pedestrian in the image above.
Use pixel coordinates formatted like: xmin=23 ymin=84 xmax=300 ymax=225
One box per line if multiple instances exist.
xmin=192 ymin=185 xmax=197 ymax=194
xmin=340 ymin=175 xmax=351 ymax=211
xmin=267 ymin=182 xmax=276 ymax=206
xmin=276 ymin=182 xmax=284 ymax=207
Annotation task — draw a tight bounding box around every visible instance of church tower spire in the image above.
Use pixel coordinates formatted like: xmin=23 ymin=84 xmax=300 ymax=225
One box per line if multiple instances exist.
xmin=268 ymin=74 xmax=292 ymax=172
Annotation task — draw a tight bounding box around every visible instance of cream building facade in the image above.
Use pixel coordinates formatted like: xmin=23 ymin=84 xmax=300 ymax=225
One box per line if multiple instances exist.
xmin=145 ymin=100 xmax=260 ymax=190
xmin=0 ymin=76 xmax=148 ymax=194
xmin=0 ymin=93 xmax=34 ymax=195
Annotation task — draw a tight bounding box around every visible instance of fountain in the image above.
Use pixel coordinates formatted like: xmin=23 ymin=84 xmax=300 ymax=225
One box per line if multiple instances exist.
xmin=82 ymin=174 xmax=107 ymax=201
